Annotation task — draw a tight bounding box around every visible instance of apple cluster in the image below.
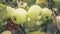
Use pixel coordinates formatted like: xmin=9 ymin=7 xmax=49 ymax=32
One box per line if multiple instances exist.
xmin=6 ymin=5 xmax=60 ymax=32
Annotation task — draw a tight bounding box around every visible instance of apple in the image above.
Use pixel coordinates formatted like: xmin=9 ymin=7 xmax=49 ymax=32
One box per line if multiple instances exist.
xmin=41 ymin=8 xmax=53 ymax=22
xmin=7 ymin=6 xmax=15 ymax=17
xmin=1 ymin=31 xmax=12 ymax=34
xmin=11 ymin=8 xmax=28 ymax=24
xmin=56 ymin=16 xmax=60 ymax=23
xmin=28 ymin=5 xmax=42 ymax=21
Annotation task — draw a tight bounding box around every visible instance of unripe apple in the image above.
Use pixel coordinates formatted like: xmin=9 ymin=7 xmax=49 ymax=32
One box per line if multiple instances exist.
xmin=11 ymin=8 xmax=27 ymax=24
xmin=42 ymin=8 xmax=52 ymax=16
xmin=7 ymin=6 xmax=15 ymax=17
xmin=41 ymin=8 xmax=53 ymax=22
xmin=1 ymin=31 xmax=12 ymax=34
xmin=28 ymin=5 xmax=42 ymax=21
xmin=56 ymin=16 xmax=60 ymax=23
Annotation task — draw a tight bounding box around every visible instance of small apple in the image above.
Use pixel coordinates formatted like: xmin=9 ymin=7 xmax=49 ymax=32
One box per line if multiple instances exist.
xmin=41 ymin=8 xmax=52 ymax=16
xmin=41 ymin=8 xmax=53 ymax=22
xmin=28 ymin=5 xmax=42 ymax=21
xmin=11 ymin=8 xmax=28 ymax=24
xmin=1 ymin=31 xmax=12 ymax=34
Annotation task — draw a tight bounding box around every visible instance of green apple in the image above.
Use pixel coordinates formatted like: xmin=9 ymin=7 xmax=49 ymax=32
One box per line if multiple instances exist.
xmin=1 ymin=31 xmax=12 ymax=34
xmin=7 ymin=6 xmax=15 ymax=17
xmin=41 ymin=8 xmax=53 ymax=22
xmin=28 ymin=31 xmax=45 ymax=34
xmin=11 ymin=8 xmax=28 ymax=24
xmin=28 ymin=5 xmax=42 ymax=21
xmin=56 ymin=16 xmax=60 ymax=23
xmin=41 ymin=8 xmax=52 ymax=16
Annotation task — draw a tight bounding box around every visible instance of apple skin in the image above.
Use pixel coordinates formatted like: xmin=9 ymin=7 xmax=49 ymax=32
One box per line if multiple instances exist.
xmin=11 ymin=8 xmax=28 ymax=24
xmin=1 ymin=31 xmax=12 ymax=34
xmin=28 ymin=5 xmax=42 ymax=21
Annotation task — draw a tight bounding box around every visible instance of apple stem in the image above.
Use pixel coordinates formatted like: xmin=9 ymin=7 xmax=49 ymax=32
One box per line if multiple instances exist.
xmin=48 ymin=0 xmax=60 ymax=32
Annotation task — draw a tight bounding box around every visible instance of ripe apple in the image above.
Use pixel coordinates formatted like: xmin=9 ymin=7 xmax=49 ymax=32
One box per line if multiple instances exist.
xmin=28 ymin=5 xmax=42 ymax=21
xmin=7 ymin=6 xmax=15 ymax=17
xmin=1 ymin=31 xmax=12 ymax=34
xmin=11 ymin=8 xmax=28 ymax=24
